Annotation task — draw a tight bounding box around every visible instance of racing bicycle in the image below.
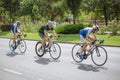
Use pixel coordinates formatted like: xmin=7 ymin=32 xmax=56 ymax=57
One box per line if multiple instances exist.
xmin=71 ymin=39 xmax=108 ymax=66
xmin=35 ymin=36 xmax=61 ymax=60
xmin=9 ymin=33 xmax=27 ymax=53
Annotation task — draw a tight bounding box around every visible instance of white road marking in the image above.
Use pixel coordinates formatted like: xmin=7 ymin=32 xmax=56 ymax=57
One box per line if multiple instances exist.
xmin=38 ymin=79 xmax=44 ymax=80
xmin=4 ymin=68 xmax=23 ymax=75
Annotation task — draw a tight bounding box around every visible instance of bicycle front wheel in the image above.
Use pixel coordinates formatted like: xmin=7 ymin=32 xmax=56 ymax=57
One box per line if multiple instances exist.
xmin=91 ymin=46 xmax=108 ymax=66
xmin=49 ymin=43 xmax=61 ymax=60
xmin=18 ymin=40 xmax=27 ymax=53
xmin=71 ymin=44 xmax=83 ymax=63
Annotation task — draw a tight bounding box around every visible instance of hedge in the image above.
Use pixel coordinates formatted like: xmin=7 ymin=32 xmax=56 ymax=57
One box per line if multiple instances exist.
xmin=1 ymin=23 xmax=13 ymax=31
xmin=55 ymin=24 xmax=92 ymax=34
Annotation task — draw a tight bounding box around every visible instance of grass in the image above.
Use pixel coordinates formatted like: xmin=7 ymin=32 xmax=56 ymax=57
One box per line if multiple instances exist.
xmin=0 ymin=31 xmax=120 ymax=46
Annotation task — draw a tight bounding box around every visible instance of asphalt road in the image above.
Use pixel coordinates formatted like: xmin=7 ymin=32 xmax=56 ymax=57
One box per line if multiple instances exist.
xmin=0 ymin=38 xmax=120 ymax=80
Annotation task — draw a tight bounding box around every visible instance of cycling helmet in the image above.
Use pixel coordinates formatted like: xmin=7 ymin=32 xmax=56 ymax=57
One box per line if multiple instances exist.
xmin=92 ymin=25 xmax=100 ymax=31
xmin=16 ymin=21 xmax=21 ymax=25
xmin=47 ymin=20 xmax=54 ymax=27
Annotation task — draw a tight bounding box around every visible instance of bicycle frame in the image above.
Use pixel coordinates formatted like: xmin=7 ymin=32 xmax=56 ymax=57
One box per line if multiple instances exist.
xmin=85 ymin=39 xmax=104 ymax=57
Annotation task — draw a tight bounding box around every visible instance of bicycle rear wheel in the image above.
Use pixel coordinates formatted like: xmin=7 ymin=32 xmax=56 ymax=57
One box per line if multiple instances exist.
xmin=35 ymin=41 xmax=44 ymax=57
xmin=91 ymin=46 xmax=108 ymax=66
xmin=9 ymin=39 xmax=14 ymax=51
xmin=18 ymin=40 xmax=27 ymax=53
xmin=71 ymin=44 xmax=83 ymax=63
xmin=49 ymin=43 xmax=61 ymax=60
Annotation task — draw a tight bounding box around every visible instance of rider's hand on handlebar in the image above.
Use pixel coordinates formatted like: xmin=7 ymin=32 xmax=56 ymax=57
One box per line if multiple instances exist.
xmin=56 ymin=35 xmax=60 ymax=40
xmin=24 ymin=34 xmax=27 ymax=37
xmin=91 ymin=39 xmax=97 ymax=45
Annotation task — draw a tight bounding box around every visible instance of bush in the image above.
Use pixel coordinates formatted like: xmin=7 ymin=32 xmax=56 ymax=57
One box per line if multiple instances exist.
xmin=107 ymin=23 xmax=120 ymax=36
xmin=1 ymin=23 xmax=13 ymax=31
xmin=55 ymin=24 xmax=92 ymax=34
xmin=22 ymin=22 xmax=42 ymax=33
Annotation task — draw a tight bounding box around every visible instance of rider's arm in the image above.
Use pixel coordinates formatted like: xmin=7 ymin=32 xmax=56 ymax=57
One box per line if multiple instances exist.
xmin=93 ymin=31 xmax=98 ymax=39
xmin=14 ymin=28 xmax=17 ymax=36
xmin=52 ymin=30 xmax=58 ymax=37
xmin=19 ymin=27 xmax=24 ymax=35
xmin=44 ymin=30 xmax=49 ymax=38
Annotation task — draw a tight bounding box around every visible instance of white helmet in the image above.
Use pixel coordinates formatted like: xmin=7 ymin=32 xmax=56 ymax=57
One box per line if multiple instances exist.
xmin=47 ymin=20 xmax=54 ymax=27
xmin=16 ymin=21 xmax=21 ymax=25
xmin=92 ymin=25 xmax=100 ymax=31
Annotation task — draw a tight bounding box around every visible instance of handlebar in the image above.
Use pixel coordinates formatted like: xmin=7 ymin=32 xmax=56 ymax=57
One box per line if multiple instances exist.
xmin=17 ymin=34 xmax=27 ymax=38
xmin=92 ymin=39 xmax=104 ymax=45
xmin=48 ymin=35 xmax=60 ymax=40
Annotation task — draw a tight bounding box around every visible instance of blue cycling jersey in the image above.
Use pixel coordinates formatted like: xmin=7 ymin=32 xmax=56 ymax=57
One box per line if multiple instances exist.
xmin=79 ymin=28 xmax=93 ymax=35
xmin=11 ymin=24 xmax=18 ymax=33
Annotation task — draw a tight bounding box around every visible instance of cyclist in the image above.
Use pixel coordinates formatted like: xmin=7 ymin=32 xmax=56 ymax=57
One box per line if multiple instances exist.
xmin=78 ymin=25 xmax=100 ymax=59
xmin=39 ymin=21 xmax=58 ymax=49
xmin=11 ymin=21 xmax=23 ymax=51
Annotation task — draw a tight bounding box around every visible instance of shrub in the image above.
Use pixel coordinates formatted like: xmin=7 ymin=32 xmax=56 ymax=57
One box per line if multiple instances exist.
xmin=55 ymin=24 xmax=91 ymax=34
xmin=107 ymin=23 xmax=120 ymax=36
xmin=1 ymin=23 xmax=13 ymax=31
xmin=22 ymin=22 xmax=42 ymax=33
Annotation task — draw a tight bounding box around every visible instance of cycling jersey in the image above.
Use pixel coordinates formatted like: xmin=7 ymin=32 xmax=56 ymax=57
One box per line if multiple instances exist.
xmin=79 ymin=27 xmax=93 ymax=42
xmin=39 ymin=25 xmax=53 ymax=34
xmin=39 ymin=25 xmax=53 ymax=39
xmin=11 ymin=24 xmax=18 ymax=35
xmin=79 ymin=27 xmax=93 ymax=36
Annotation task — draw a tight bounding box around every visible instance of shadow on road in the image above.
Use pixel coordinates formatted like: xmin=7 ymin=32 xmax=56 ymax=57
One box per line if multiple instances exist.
xmin=6 ymin=51 xmax=24 ymax=57
xmin=71 ymin=62 xmax=107 ymax=72
xmin=34 ymin=56 xmax=60 ymax=65
xmin=77 ymin=63 xmax=107 ymax=72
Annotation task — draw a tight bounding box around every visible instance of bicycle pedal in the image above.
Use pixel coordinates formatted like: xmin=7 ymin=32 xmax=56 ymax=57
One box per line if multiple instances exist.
xmin=83 ymin=54 xmax=88 ymax=59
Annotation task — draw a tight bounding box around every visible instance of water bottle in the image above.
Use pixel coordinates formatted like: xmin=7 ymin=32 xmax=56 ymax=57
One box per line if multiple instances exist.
xmin=86 ymin=45 xmax=90 ymax=51
xmin=17 ymin=38 xmax=20 ymax=45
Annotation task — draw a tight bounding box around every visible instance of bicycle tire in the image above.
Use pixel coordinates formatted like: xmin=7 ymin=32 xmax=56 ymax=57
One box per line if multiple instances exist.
xmin=18 ymin=40 xmax=27 ymax=53
xmin=71 ymin=44 xmax=83 ymax=63
xmin=49 ymin=43 xmax=61 ymax=60
xmin=35 ymin=41 xmax=44 ymax=57
xmin=9 ymin=39 xmax=14 ymax=51
xmin=91 ymin=46 xmax=108 ymax=66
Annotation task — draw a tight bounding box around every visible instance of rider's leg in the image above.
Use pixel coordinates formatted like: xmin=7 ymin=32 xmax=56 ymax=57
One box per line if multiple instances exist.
xmin=41 ymin=38 xmax=47 ymax=47
xmin=86 ymin=36 xmax=93 ymax=46
xmin=78 ymin=35 xmax=87 ymax=59
xmin=11 ymin=30 xmax=16 ymax=46
xmin=80 ymin=42 xmax=87 ymax=55
xmin=80 ymin=35 xmax=94 ymax=54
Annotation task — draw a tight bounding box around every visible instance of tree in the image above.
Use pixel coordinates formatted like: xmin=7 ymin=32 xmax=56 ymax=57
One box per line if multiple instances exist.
xmin=1 ymin=0 xmax=21 ymax=22
xmin=20 ymin=0 xmax=34 ymax=15
xmin=35 ymin=0 xmax=64 ymax=21
xmin=65 ymin=0 xmax=82 ymax=24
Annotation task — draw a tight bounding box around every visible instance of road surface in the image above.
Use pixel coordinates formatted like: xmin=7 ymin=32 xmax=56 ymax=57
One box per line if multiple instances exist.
xmin=0 ymin=38 xmax=120 ymax=80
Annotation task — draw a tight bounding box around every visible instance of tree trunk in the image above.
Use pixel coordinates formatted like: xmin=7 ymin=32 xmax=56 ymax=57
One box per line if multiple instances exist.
xmin=103 ymin=5 xmax=108 ymax=26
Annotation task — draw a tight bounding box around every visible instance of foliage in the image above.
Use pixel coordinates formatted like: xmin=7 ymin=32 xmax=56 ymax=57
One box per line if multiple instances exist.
xmin=55 ymin=24 xmax=85 ymax=34
xmin=0 ymin=0 xmax=120 ymax=26
xmin=22 ymin=22 xmax=42 ymax=33
xmin=65 ymin=0 xmax=82 ymax=24
xmin=20 ymin=0 xmax=34 ymax=15
xmin=1 ymin=0 xmax=21 ymax=22
xmin=107 ymin=23 xmax=120 ymax=36
xmin=81 ymin=0 xmax=120 ymax=25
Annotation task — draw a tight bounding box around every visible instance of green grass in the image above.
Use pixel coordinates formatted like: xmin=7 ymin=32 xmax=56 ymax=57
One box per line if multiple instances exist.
xmin=0 ymin=31 xmax=120 ymax=46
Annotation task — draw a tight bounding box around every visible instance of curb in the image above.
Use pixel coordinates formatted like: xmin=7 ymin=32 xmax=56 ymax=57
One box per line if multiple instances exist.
xmin=0 ymin=37 xmax=120 ymax=47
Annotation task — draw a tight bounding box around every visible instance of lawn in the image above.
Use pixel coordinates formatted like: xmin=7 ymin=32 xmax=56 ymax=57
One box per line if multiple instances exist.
xmin=0 ymin=31 xmax=120 ymax=46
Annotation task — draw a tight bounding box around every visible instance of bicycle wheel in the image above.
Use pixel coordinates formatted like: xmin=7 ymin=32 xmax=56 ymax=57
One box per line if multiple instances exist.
xmin=49 ymin=43 xmax=61 ymax=60
xmin=71 ymin=44 xmax=83 ymax=63
xmin=91 ymin=46 xmax=108 ymax=66
xmin=9 ymin=39 xmax=14 ymax=51
xmin=35 ymin=41 xmax=44 ymax=57
xmin=18 ymin=40 xmax=27 ymax=53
